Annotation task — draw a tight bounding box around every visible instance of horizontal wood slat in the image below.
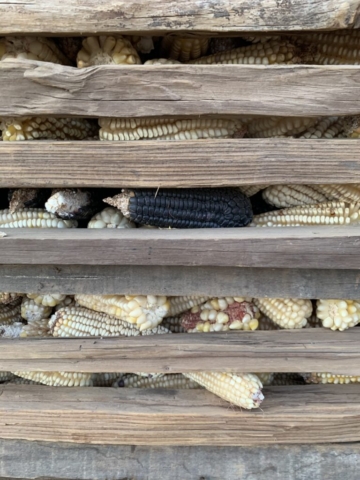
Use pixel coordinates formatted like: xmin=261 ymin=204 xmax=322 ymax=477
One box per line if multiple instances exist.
xmin=2 ymin=61 xmax=360 ymax=117
xmin=0 ymin=265 xmax=359 ymax=298
xmin=0 ymin=384 xmax=360 ymax=445
xmin=0 ymin=228 xmax=358 ymax=269
xmin=1 ymin=139 xmax=360 ymax=187
xmin=0 ymin=0 xmax=359 ymax=35
xmin=1 ymin=330 xmax=360 ymax=374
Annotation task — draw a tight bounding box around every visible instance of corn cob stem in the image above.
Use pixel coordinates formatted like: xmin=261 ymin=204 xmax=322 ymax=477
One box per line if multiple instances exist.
xmin=77 ymin=36 xmax=141 ymax=67
xmin=254 ymin=298 xmax=312 ymax=329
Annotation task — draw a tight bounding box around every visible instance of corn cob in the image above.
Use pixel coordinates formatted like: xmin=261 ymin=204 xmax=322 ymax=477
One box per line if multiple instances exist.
xmin=208 ymin=37 xmax=244 ymax=55
xmin=239 ymin=185 xmax=268 ymax=197
xmin=298 ymin=116 xmax=348 ymax=139
xmin=8 ymin=189 xmax=48 ymax=214
xmin=246 ymin=116 xmax=316 ymax=138
xmin=141 ymin=325 xmax=171 ymax=335
xmin=27 ymin=294 xmax=67 ymax=308
xmin=12 ymin=371 xmax=94 ymax=387
xmin=262 ymin=185 xmax=331 ymax=208
xmin=2 ymin=36 xmax=71 ymax=65
xmin=313 ymin=185 xmax=360 ymax=204
xmin=0 ymin=299 xmax=22 ymax=326
xmin=92 ymin=373 xmax=123 ymax=387
xmin=250 ymin=201 xmax=360 ymax=227
xmin=114 ymin=373 xmax=201 ymax=389
xmin=255 ymin=373 xmax=275 ymax=386
xmin=128 ymin=36 xmax=154 ymax=54
xmin=161 ymin=316 xmax=186 ymax=333
xmin=345 ymin=116 xmax=360 ymax=138
xmin=20 ymin=318 xmax=51 ymax=337
xmin=144 ymin=58 xmax=181 ymax=65
xmin=5 ymin=377 xmax=41 ymax=385
xmin=181 ymin=298 xmax=259 ymax=333
xmin=272 ymin=373 xmax=305 ymax=385
xmin=54 ymin=37 xmax=83 ymax=64
xmin=0 ymin=372 xmax=14 ymax=383
xmin=45 ymin=189 xmax=99 ymax=221
xmin=77 ymin=36 xmax=141 ymax=67
xmin=21 ymin=297 xmax=52 ymax=323
xmin=0 ymin=293 xmax=21 ymax=305
xmin=160 ymin=35 xmax=209 ymax=62
xmin=75 ymin=295 xmax=169 ymax=331
xmin=254 ymin=298 xmax=312 ymax=329
xmin=87 ymin=207 xmax=136 ymax=229
xmin=99 ymin=117 xmax=245 ymax=141
xmin=106 ymin=188 xmax=253 ymax=229
xmin=1 ymin=117 xmax=97 ymax=142
xmin=189 ymin=39 xmax=300 ymax=65
xmin=241 ymin=35 xmax=281 ymax=44
xmin=0 ymin=208 xmax=77 ymax=228
xmin=184 ymin=372 xmax=264 ymax=409
xmin=257 ymin=315 xmax=281 ymax=330
xmin=166 ymin=296 xmax=211 ymax=318
xmin=304 ymin=372 xmax=360 ymax=384
xmin=0 ymin=322 xmax=23 ymax=338
xmin=54 ymin=296 xmax=76 ymax=311
xmin=316 ymin=299 xmax=360 ymax=331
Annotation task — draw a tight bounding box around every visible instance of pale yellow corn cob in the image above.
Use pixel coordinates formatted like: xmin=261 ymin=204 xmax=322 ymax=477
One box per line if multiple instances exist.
xmin=21 ymin=297 xmax=52 ymax=323
xmin=74 ymin=295 xmax=169 ymax=331
xmin=114 ymin=373 xmax=201 ymax=389
xmin=2 ymin=36 xmax=71 ymax=65
xmin=166 ymin=296 xmax=211 ymax=317
xmin=184 ymin=372 xmax=264 ymax=409
xmin=13 ymin=371 xmax=94 ymax=387
xmin=304 ymin=372 xmax=360 ymax=384
xmin=77 ymin=36 xmax=141 ymax=67
xmin=189 ymin=39 xmax=300 ymax=65
xmin=0 ymin=322 xmax=23 ymax=338
xmin=92 ymin=373 xmax=123 ymax=387
xmin=250 ymin=201 xmax=360 ymax=227
xmin=298 ymin=116 xmax=348 ymax=139
xmin=1 ymin=117 xmax=97 ymax=142
xmin=144 ymin=58 xmax=181 ymax=65
xmin=239 ymin=185 xmax=268 ymax=197
xmin=87 ymin=207 xmax=136 ymax=229
xmin=272 ymin=373 xmax=305 ymax=385
xmin=161 ymin=35 xmax=209 ymax=62
xmin=257 ymin=315 xmax=281 ymax=330
xmin=0 ymin=208 xmax=77 ymax=228
xmin=20 ymin=318 xmax=51 ymax=337
xmin=99 ymin=117 xmax=245 ymax=141
xmin=0 ymin=372 xmax=14 ymax=382
xmin=0 ymin=293 xmax=21 ymax=305
xmin=27 ymin=294 xmax=67 ymax=308
xmin=255 ymin=373 xmax=275 ymax=386
xmin=162 ymin=316 xmax=186 ymax=333
xmin=246 ymin=116 xmax=316 ymax=138
xmin=262 ymin=185 xmax=330 ymax=208
xmin=0 ymin=299 xmax=22 ymax=326
xmin=313 ymin=185 xmax=360 ymax=204
xmin=254 ymin=298 xmax=312 ymax=329
xmin=316 ymin=299 xmax=360 ymax=331
xmin=128 ymin=36 xmax=154 ymax=54
xmin=54 ymin=296 xmax=76 ymax=311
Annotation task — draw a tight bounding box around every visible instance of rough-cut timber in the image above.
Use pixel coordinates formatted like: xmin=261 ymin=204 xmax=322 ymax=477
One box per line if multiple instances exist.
xmin=3 ymin=61 xmax=360 ymax=117
xmin=0 ymin=228 xmax=358 ymax=269
xmin=0 ymin=0 xmax=358 ymax=35
xmin=0 ymin=384 xmax=360 ymax=445
xmin=2 ymin=330 xmax=360 ymax=374
xmin=2 ymin=140 xmax=360 ymax=187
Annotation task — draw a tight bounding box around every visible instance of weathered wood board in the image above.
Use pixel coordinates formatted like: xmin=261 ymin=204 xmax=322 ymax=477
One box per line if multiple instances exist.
xmin=2 ymin=61 xmax=360 ymax=117
xmin=1 ymin=139 xmax=360 ymax=187
xmin=0 ymin=0 xmax=359 ymax=35
xmin=1 ymin=330 xmax=360 ymax=374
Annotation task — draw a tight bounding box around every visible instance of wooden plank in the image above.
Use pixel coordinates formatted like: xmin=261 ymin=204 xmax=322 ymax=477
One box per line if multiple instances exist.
xmin=3 ymin=61 xmax=360 ymax=117
xmin=1 ymin=441 xmax=360 ymax=480
xmin=2 ymin=139 xmax=360 ymax=187
xmin=0 ymin=227 xmax=359 ymax=269
xmin=1 ymin=265 xmax=359 ymax=298
xmin=0 ymin=384 xmax=360 ymax=445
xmin=0 ymin=0 xmax=359 ymax=35
xmin=2 ymin=330 xmax=360 ymax=374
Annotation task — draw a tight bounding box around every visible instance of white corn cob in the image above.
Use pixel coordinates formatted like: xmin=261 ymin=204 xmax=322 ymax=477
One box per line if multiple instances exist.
xmin=246 ymin=116 xmax=317 ymax=138
xmin=1 ymin=117 xmax=97 ymax=141
xmin=2 ymin=36 xmax=71 ymax=64
xmin=114 ymin=373 xmax=201 ymax=389
xmin=54 ymin=296 xmax=77 ymax=311
xmin=27 ymin=294 xmax=67 ymax=308
xmin=0 ymin=322 xmax=23 ymax=338
xmin=313 ymin=185 xmax=360 ymax=204
xmin=21 ymin=297 xmax=52 ymax=323
xmin=262 ymin=185 xmax=331 ymax=208
xmin=144 ymin=58 xmax=181 ymax=65
xmin=166 ymin=296 xmax=211 ymax=317
xmin=20 ymin=318 xmax=51 ymax=337
xmin=77 ymin=36 xmax=141 ymax=67
xmin=316 ymin=299 xmax=360 ymax=331
xmin=87 ymin=207 xmax=136 ymax=229
xmin=304 ymin=372 xmax=360 ymax=384
xmin=239 ymin=185 xmax=268 ymax=197
xmin=0 ymin=299 xmax=23 ymax=326
xmin=184 ymin=372 xmax=264 ymax=409
xmin=161 ymin=35 xmax=209 ymax=62
xmin=254 ymin=298 xmax=312 ymax=329
xmin=45 ymin=189 xmax=95 ymax=221
xmin=12 ymin=371 xmax=94 ymax=387
xmin=298 ymin=116 xmax=348 ymax=139
xmin=250 ymin=201 xmax=360 ymax=227
xmin=162 ymin=317 xmax=186 ymax=333
xmin=0 ymin=208 xmax=77 ymax=228
xmin=99 ymin=117 xmax=246 ymax=141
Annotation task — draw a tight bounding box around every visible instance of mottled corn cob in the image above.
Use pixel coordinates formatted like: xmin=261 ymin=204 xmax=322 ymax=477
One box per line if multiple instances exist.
xmin=254 ymin=298 xmax=312 ymax=329
xmin=304 ymin=372 xmax=360 ymax=384
xmin=20 ymin=318 xmax=51 ymax=337
xmin=0 ymin=322 xmax=23 ymax=338
xmin=87 ymin=207 xmax=136 ymax=229
xmin=166 ymin=296 xmax=211 ymax=318
xmin=313 ymin=185 xmax=360 ymax=204
xmin=99 ymin=117 xmax=245 ymax=141
xmin=246 ymin=116 xmax=316 ymax=138
xmin=161 ymin=35 xmax=209 ymax=62
xmin=316 ymin=299 xmax=360 ymax=331
xmin=54 ymin=296 xmax=76 ymax=311
xmin=189 ymin=39 xmax=300 ymax=65
xmin=0 ymin=372 xmax=14 ymax=383
xmin=114 ymin=373 xmax=201 ymax=389
xmin=106 ymin=188 xmax=253 ymax=229
xmin=250 ymin=201 xmax=360 ymax=227
xmin=13 ymin=371 xmax=94 ymax=387
xmin=1 ymin=117 xmax=97 ymax=142
xmin=21 ymin=297 xmax=52 ymax=323
xmin=45 ymin=189 xmax=98 ymax=221
xmin=262 ymin=185 xmax=330 ymax=208
xmin=0 ymin=299 xmax=22 ymax=326
xmin=27 ymin=294 xmax=67 ymax=308
xmin=255 ymin=373 xmax=275 ymax=386
xmin=181 ymin=298 xmax=259 ymax=333
xmin=0 ymin=208 xmax=77 ymax=228
xmin=184 ymin=372 xmax=264 ymax=409
xmin=0 ymin=293 xmax=21 ymax=305
xmin=77 ymin=36 xmax=141 ymax=67
xmin=128 ymin=36 xmax=154 ymax=54
xmin=298 ymin=116 xmax=348 ymax=139
xmin=239 ymin=185 xmax=268 ymax=197
xmin=257 ymin=315 xmax=281 ymax=330
xmin=272 ymin=373 xmax=305 ymax=385
xmin=9 ymin=189 xmax=47 ymax=214
xmin=144 ymin=58 xmax=181 ymax=65
xmin=161 ymin=317 xmax=186 ymax=333
xmin=75 ymin=295 xmax=169 ymax=331
xmin=2 ymin=36 xmax=71 ymax=64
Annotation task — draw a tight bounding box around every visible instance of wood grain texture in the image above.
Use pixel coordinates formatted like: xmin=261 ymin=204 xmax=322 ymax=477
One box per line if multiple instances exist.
xmin=0 ymin=384 xmax=360 ymax=445
xmin=3 ymin=61 xmax=360 ymax=117
xmin=0 ymin=265 xmax=359 ymax=298
xmin=2 ymin=140 xmax=360 ymax=187
xmin=2 ymin=330 xmax=360 ymax=374
xmin=2 ymin=440 xmax=360 ymax=480
xmin=0 ymin=227 xmax=359 ymax=269
xmin=0 ymin=0 xmax=359 ymax=35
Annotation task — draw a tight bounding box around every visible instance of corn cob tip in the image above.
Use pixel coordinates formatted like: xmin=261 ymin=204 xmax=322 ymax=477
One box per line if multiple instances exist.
xmin=103 ymin=190 xmax=133 ymax=218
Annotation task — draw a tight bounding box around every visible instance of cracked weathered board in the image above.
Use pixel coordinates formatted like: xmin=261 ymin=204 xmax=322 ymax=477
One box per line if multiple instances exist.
xmin=0 ymin=0 xmax=359 ymax=35
xmin=1 ymin=330 xmax=360 ymax=375
xmin=2 ymin=61 xmax=360 ymax=117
